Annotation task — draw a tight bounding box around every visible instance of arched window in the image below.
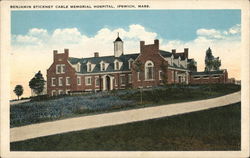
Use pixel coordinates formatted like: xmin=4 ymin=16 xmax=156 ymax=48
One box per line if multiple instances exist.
xmin=145 ymin=60 xmax=154 ymax=80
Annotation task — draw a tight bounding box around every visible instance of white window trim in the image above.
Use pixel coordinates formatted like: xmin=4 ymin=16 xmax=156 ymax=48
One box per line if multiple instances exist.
xmin=77 ymin=76 xmax=81 ymax=85
xmin=95 ymin=77 xmax=100 ymax=87
xmin=145 ymin=60 xmax=154 ymax=81
xmin=120 ymin=74 xmax=126 ymax=86
xmin=159 ymin=70 xmax=163 ymax=80
xmin=56 ymin=64 xmax=65 ymax=74
xmin=58 ymin=77 xmax=63 ymax=86
xmin=51 ymin=90 xmax=56 ymax=96
xmin=137 ymin=72 xmax=141 ymax=81
xmin=51 ymin=77 xmax=56 ymax=86
xmin=128 ymin=74 xmax=132 ymax=83
xmin=100 ymin=61 xmax=108 ymax=71
xmin=85 ymin=76 xmax=92 ymax=86
xmin=66 ymin=77 xmax=70 ymax=86
xmin=58 ymin=90 xmax=64 ymax=95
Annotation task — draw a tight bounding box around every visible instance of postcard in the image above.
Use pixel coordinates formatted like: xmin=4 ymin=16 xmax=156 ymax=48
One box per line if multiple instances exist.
xmin=0 ymin=0 xmax=249 ymax=158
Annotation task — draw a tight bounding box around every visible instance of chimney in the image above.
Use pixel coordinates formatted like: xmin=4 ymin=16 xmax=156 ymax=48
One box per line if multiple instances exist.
xmin=172 ymin=49 xmax=176 ymax=54
xmin=94 ymin=52 xmax=99 ymax=57
xmin=64 ymin=49 xmax=69 ymax=58
xmin=184 ymin=48 xmax=189 ymax=58
xmin=140 ymin=41 xmax=145 ymax=53
xmin=154 ymin=39 xmax=159 ymax=50
xmin=53 ymin=50 xmax=58 ymax=55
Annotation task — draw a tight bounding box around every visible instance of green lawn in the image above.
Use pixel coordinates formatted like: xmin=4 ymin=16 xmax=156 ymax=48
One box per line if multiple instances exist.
xmin=11 ymin=102 xmax=241 ymax=151
xmin=11 ymin=84 xmax=241 ymax=128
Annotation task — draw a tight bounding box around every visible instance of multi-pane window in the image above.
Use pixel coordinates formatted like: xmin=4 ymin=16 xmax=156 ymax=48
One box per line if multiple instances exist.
xmin=77 ymin=76 xmax=81 ymax=85
xmin=66 ymin=77 xmax=70 ymax=85
xmin=120 ymin=75 xmax=126 ymax=85
xmin=56 ymin=64 xmax=65 ymax=74
xmin=145 ymin=61 xmax=154 ymax=80
xmin=101 ymin=63 xmax=105 ymax=71
xmin=58 ymin=77 xmax=63 ymax=86
xmin=51 ymin=78 xmax=56 ymax=86
xmin=128 ymin=74 xmax=132 ymax=83
xmin=95 ymin=77 xmax=100 ymax=86
xmin=85 ymin=77 xmax=92 ymax=85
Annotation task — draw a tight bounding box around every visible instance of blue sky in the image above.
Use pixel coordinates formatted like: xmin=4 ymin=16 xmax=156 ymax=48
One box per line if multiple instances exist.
xmin=11 ymin=10 xmax=240 ymax=41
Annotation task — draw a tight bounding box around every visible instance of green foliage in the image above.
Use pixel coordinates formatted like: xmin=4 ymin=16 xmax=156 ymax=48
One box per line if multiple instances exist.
xmin=187 ymin=59 xmax=197 ymax=72
xmin=11 ymin=103 xmax=241 ymax=151
xmin=29 ymin=71 xmax=45 ymax=95
xmin=205 ymin=47 xmax=221 ymax=71
xmin=13 ymin=85 xmax=23 ymax=100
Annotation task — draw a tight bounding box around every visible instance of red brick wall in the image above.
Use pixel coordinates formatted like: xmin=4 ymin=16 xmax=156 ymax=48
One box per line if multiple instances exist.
xmin=189 ymin=72 xmax=228 ymax=84
xmin=131 ymin=40 xmax=168 ymax=88
xmin=47 ymin=49 xmax=77 ymax=96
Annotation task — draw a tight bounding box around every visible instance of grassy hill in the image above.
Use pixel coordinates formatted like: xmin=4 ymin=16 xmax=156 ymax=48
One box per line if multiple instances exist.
xmin=11 ymin=102 xmax=241 ymax=151
xmin=11 ymin=84 xmax=240 ymax=127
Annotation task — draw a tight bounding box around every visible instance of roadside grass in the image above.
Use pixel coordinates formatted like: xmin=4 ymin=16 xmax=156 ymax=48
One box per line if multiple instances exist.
xmin=10 ymin=102 xmax=241 ymax=151
xmin=10 ymin=84 xmax=240 ymax=128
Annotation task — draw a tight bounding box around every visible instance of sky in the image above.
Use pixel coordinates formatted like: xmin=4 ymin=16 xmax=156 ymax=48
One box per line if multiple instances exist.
xmin=11 ymin=10 xmax=241 ymax=99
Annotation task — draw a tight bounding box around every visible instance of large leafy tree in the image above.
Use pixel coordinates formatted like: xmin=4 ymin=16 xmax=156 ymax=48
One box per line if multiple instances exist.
xmin=29 ymin=71 xmax=45 ymax=95
xmin=13 ymin=85 xmax=23 ymax=100
xmin=187 ymin=59 xmax=197 ymax=72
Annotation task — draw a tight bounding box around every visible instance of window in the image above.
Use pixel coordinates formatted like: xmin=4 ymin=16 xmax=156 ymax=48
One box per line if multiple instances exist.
xmin=101 ymin=62 xmax=106 ymax=71
xmin=56 ymin=65 xmax=61 ymax=74
xmin=128 ymin=74 xmax=132 ymax=83
xmin=87 ymin=63 xmax=92 ymax=72
xmin=56 ymin=64 xmax=65 ymax=74
xmin=77 ymin=63 xmax=81 ymax=72
xmin=58 ymin=77 xmax=63 ymax=86
xmin=51 ymin=78 xmax=56 ymax=86
xmin=95 ymin=77 xmax=100 ymax=87
xmin=52 ymin=90 xmax=56 ymax=96
xmin=145 ymin=61 xmax=154 ymax=80
xmin=62 ymin=65 xmax=65 ymax=73
xmin=58 ymin=90 xmax=64 ymax=95
xmin=85 ymin=77 xmax=92 ymax=85
xmin=77 ymin=76 xmax=81 ymax=85
xmin=120 ymin=75 xmax=126 ymax=85
xmin=137 ymin=72 xmax=141 ymax=81
xmin=115 ymin=62 xmax=119 ymax=70
xmin=159 ymin=70 xmax=163 ymax=80
xmin=66 ymin=89 xmax=70 ymax=94
xmin=66 ymin=77 xmax=70 ymax=86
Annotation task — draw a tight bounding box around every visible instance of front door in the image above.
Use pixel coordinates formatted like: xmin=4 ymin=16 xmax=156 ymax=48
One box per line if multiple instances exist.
xmin=106 ymin=76 xmax=110 ymax=91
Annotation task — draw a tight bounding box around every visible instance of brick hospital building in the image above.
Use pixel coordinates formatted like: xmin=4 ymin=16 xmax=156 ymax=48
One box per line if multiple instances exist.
xmin=47 ymin=35 xmax=228 ymax=96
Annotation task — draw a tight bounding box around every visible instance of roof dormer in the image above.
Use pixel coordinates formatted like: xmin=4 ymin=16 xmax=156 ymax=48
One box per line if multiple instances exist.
xmin=87 ymin=61 xmax=95 ymax=72
xmin=114 ymin=59 xmax=123 ymax=70
xmin=100 ymin=60 xmax=108 ymax=71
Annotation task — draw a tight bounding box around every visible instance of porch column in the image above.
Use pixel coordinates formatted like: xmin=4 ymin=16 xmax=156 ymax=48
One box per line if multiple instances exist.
xmin=102 ymin=75 xmax=106 ymax=91
xmin=186 ymin=71 xmax=189 ymax=84
xmin=110 ymin=76 xmax=114 ymax=90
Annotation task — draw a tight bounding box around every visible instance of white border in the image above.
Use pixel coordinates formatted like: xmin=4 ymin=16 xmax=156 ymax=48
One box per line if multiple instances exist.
xmin=1 ymin=0 xmax=249 ymax=158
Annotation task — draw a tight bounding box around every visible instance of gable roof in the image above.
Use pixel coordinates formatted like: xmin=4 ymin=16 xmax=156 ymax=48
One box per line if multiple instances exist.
xmin=68 ymin=53 xmax=139 ymax=74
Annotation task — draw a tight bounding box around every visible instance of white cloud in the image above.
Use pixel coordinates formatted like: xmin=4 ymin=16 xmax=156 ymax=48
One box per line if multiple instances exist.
xmin=11 ymin=24 xmax=241 ymax=99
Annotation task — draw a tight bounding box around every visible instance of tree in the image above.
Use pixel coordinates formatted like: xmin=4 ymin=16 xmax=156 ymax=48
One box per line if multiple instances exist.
xmin=29 ymin=71 xmax=45 ymax=95
xmin=13 ymin=85 xmax=23 ymax=100
xmin=133 ymin=60 xmax=144 ymax=104
xmin=187 ymin=59 xmax=197 ymax=72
